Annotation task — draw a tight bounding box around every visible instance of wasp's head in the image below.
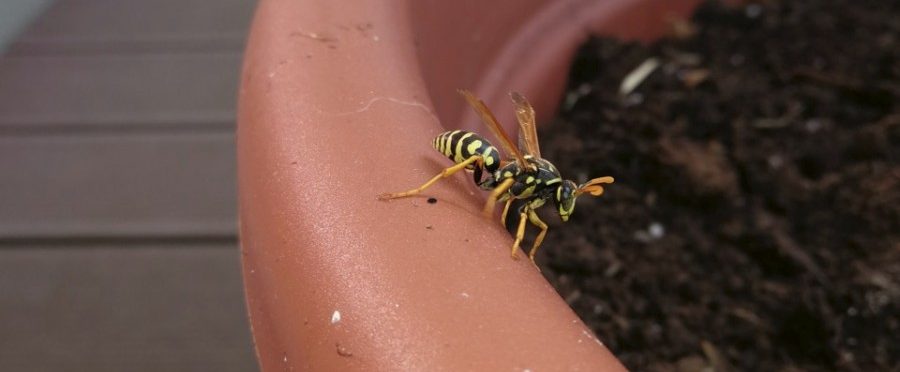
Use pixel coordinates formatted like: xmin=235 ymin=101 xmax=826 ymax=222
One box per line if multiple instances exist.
xmin=555 ymin=176 xmax=614 ymax=222
xmin=555 ymin=180 xmax=578 ymax=221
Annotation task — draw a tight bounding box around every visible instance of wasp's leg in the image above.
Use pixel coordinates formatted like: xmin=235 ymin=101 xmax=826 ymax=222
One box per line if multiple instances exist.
xmin=377 ymin=155 xmax=481 ymax=200
xmin=500 ymin=197 xmax=514 ymax=227
xmin=526 ymin=209 xmax=549 ymax=269
xmin=482 ymin=177 xmax=515 ymax=217
xmin=472 ymin=157 xmax=485 ymax=185
xmin=510 ymin=208 xmax=529 ymax=260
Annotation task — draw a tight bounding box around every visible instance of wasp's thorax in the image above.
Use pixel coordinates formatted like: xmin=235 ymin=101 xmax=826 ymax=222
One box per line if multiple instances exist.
xmin=492 ymin=156 xmax=563 ymax=198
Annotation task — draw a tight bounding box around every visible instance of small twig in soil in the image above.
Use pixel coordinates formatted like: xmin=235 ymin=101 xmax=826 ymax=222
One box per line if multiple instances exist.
xmin=793 ymin=68 xmax=865 ymax=91
xmin=679 ymin=68 xmax=710 ymax=88
xmin=701 ymin=340 xmax=734 ymax=372
xmin=564 ymin=289 xmax=582 ymax=304
xmin=730 ymin=307 xmax=773 ymax=332
xmin=755 ymin=210 xmax=830 ymax=285
xmin=793 ymin=67 xmax=898 ymax=101
xmin=874 ymin=113 xmax=900 ymax=128
xmin=752 ymin=101 xmax=804 ymax=129
xmin=563 ymin=83 xmax=592 ymax=111
xmin=620 ymin=58 xmax=660 ymax=95
xmin=667 ymin=16 xmax=698 ymax=40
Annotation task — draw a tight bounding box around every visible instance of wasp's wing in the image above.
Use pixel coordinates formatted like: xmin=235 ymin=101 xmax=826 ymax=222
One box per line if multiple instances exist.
xmin=510 ymin=92 xmax=541 ymax=159
xmin=459 ymin=90 xmax=529 ymax=169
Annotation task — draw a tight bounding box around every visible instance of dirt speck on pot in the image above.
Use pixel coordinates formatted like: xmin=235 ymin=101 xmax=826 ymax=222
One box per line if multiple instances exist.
xmin=336 ymin=343 xmax=353 ymax=357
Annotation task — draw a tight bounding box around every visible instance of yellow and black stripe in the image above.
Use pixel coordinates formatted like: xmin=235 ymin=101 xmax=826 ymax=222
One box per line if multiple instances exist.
xmin=432 ymin=130 xmax=501 ymax=173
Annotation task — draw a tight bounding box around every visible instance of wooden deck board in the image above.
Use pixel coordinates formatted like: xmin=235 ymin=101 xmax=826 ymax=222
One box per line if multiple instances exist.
xmin=0 ymin=132 xmax=236 ymax=239
xmin=9 ymin=0 xmax=254 ymax=55
xmin=0 ymin=245 xmax=257 ymax=372
xmin=0 ymin=53 xmax=239 ymax=131
xmin=0 ymin=0 xmax=257 ymax=368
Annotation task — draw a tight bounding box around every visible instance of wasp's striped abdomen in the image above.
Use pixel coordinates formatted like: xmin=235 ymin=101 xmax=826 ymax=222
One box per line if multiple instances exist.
xmin=432 ymin=130 xmax=501 ymax=173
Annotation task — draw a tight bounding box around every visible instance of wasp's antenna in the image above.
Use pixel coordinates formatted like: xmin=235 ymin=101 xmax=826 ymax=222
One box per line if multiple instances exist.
xmin=575 ymin=176 xmax=614 ymax=197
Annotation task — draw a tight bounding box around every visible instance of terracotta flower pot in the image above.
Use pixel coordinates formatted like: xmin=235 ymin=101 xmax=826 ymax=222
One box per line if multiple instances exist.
xmin=238 ymin=0 xmax=705 ymax=370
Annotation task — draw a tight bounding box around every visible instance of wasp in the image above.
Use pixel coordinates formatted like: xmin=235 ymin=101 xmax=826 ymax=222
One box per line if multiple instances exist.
xmin=378 ymin=90 xmax=613 ymax=266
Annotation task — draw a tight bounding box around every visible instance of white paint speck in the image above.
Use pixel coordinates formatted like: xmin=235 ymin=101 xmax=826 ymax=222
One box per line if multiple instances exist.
xmin=283 ymin=355 xmax=288 ymax=362
xmin=331 ymin=310 xmax=341 ymax=324
xmin=461 ymin=292 xmax=470 ymax=298
xmin=372 ymin=35 xmax=380 ymax=41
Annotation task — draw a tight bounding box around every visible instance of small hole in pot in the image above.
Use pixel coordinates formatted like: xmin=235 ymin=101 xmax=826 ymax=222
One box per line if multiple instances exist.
xmin=427 ymin=198 xmax=438 ymax=204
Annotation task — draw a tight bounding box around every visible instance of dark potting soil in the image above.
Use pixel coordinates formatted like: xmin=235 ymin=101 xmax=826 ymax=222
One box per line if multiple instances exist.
xmin=534 ymin=1 xmax=898 ymax=370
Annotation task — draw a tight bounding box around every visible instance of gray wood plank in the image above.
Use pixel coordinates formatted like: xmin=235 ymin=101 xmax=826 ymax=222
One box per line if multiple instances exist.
xmin=0 ymin=132 xmax=236 ymax=239
xmin=0 ymin=245 xmax=258 ymax=372
xmin=9 ymin=0 xmax=255 ymax=55
xmin=0 ymin=53 xmax=239 ymax=131
xmin=0 ymin=0 xmax=53 ymax=54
